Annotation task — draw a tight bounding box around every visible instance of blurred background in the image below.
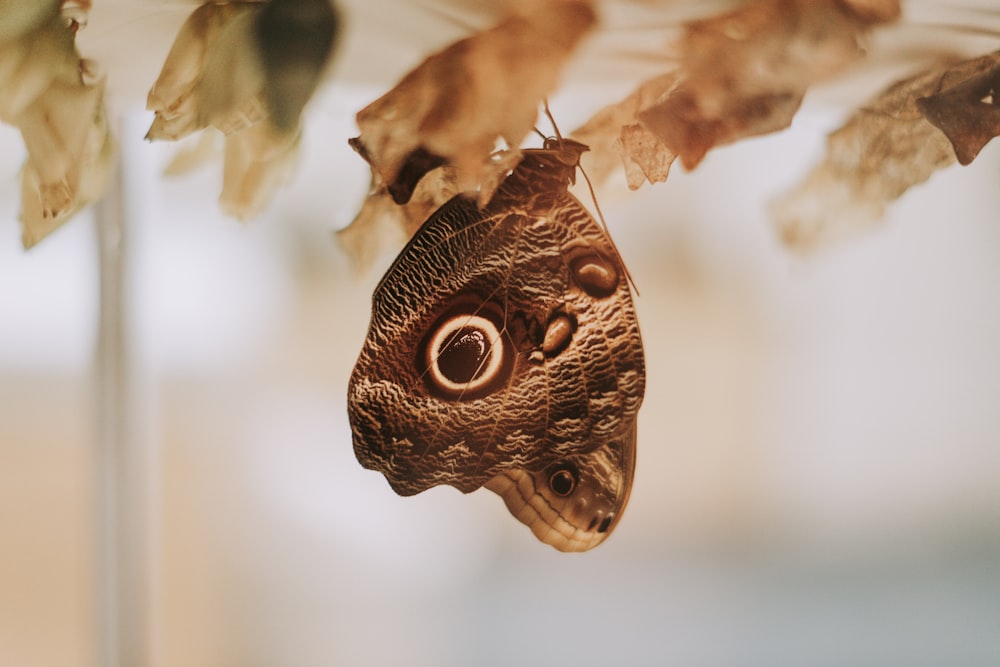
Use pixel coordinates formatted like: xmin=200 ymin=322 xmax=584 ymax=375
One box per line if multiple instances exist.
xmin=2 ymin=1 xmax=1000 ymax=666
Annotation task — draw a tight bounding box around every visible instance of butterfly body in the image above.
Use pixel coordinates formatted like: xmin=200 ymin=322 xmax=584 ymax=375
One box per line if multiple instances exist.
xmin=349 ymin=140 xmax=645 ymax=551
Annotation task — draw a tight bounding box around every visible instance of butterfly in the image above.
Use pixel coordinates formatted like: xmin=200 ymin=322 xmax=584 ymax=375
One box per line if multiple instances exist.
xmin=348 ymin=138 xmax=645 ymax=552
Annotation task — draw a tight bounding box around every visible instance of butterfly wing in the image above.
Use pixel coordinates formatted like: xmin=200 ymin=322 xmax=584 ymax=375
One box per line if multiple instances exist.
xmin=348 ymin=158 xmax=644 ymax=551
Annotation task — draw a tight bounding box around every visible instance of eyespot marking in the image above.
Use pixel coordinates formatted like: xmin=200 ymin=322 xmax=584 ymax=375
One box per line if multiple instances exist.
xmin=542 ymin=312 xmax=575 ymax=358
xmin=422 ymin=311 xmax=509 ymax=400
xmin=548 ymin=465 xmax=578 ymax=497
xmin=570 ymin=253 xmax=619 ymax=298
xmin=437 ymin=327 xmax=489 ymax=384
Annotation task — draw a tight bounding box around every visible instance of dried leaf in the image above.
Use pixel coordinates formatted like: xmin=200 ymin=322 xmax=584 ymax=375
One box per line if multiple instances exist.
xmin=145 ymin=3 xmax=264 ymax=142
xmin=255 ymin=0 xmax=339 ymax=132
xmin=19 ymin=69 xmax=112 ymax=248
xmin=572 ymin=72 xmax=679 ymax=189
xmin=219 ymin=122 xmax=299 ymax=220
xmin=616 ymin=122 xmax=677 ymax=190
xmin=643 ymin=0 xmax=901 ymax=170
xmin=161 ymin=130 xmax=221 ymax=176
xmin=570 ymin=0 xmax=899 ymax=192
xmin=771 ymin=63 xmax=961 ymax=250
xmin=146 ymin=0 xmax=337 ymax=219
xmin=21 ymin=96 xmax=111 ymax=248
xmin=0 ymin=2 xmax=111 ymax=247
xmin=916 ymin=51 xmax=1000 ymax=166
xmin=639 ymin=87 xmax=803 ymax=171
xmin=350 ymin=0 xmax=596 ymax=204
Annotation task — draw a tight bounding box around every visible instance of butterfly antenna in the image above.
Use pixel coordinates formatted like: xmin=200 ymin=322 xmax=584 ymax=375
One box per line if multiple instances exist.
xmin=579 ymin=163 xmax=640 ymax=297
xmin=543 ymin=99 xmax=564 ymax=142
xmin=544 ymin=99 xmax=638 ymax=294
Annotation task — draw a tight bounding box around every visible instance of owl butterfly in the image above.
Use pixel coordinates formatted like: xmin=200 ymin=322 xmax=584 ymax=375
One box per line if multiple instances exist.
xmin=348 ymin=138 xmax=645 ymax=552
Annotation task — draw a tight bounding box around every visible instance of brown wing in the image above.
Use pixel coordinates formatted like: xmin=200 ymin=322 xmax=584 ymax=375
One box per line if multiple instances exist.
xmin=347 ymin=142 xmax=645 ymax=551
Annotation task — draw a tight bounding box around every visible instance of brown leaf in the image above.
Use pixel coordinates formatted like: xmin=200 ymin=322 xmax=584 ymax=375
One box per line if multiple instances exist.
xmin=350 ymin=0 xmax=596 ymax=204
xmin=19 ymin=72 xmax=112 ymax=248
xmin=146 ymin=0 xmax=336 ymax=220
xmin=255 ymin=0 xmax=339 ymax=132
xmin=916 ymin=52 xmax=1000 ymax=166
xmin=219 ymin=122 xmax=300 ymax=221
xmin=771 ymin=62 xmax=962 ymax=250
xmin=145 ymin=3 xmax=261 ymax=142
xmin=572 ymin=72 xmax=679 ymax=189
xmin=0 ymin=2 xmax=111 ymax=248
xmin=640 ymin=88 xmax=803 ymax=171
xmin=645 ymin=0 xmax=900 ymax=170
xmin=617 ymin=122 xmax=677 ymax=191
xmin=569 ymin=0 xmax=899 ymax=191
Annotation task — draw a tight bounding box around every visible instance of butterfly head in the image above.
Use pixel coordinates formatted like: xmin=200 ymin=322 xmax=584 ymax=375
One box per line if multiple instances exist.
xmin=507 ymin=138 xmax=590 ymax=191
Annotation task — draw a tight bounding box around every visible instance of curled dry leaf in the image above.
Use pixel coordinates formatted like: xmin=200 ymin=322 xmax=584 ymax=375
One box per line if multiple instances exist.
xmin=350 ymin=0 xmax=596 ymax=205
xmin=771 ymin=62 xmax=963 ymax=251
xmin=576 ymin=0 xmax=900 ymax=191
xmin=147 ymin=0 xmax=337 ymax=220
xmin=572 ymin=73 xmax=679 ymax=189
xmin=220 ymin=120 xmax=300 ymax=219
xmin=146 ymin=3 xmax=265 ymax=142
xmin=255 ymin=0 xmax=340 ymax=132
xmin=0 ymin=0 xmax=112 ymax=248
xmin=916 ymin=51 xmax=1000 ymax=166
xmin=646 ymin=0 xmax=901 ymax=170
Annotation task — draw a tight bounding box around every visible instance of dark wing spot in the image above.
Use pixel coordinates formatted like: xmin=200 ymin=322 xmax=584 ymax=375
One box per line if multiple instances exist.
xmin=542 ymin=312 xmax=576 ymax=358
xmin=548 ymin=466 xmax=578 ymax=497
xmin=570 ymin=253 xmax=619 ymax=298
xmin=437 ymin=328 xmax=489 ymax=384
